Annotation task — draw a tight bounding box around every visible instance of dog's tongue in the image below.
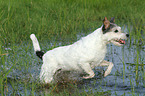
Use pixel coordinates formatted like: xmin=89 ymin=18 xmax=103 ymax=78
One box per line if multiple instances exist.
xmin=119 ymin=39 xmax=125 ymax=44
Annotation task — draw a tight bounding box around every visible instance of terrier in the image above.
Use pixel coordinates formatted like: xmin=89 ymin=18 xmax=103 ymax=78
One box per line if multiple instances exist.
xmin=30 ymin=17 xmax=129 ymax=83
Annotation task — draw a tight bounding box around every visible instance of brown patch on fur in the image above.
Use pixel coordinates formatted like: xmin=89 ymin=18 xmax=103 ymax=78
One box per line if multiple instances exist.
xmin=103 ymin=17 xmax=110 ymax=29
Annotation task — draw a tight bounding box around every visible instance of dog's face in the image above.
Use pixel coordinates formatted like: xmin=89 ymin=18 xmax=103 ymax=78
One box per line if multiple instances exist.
xmin=102 ymin=17 xmax=129 ymax=46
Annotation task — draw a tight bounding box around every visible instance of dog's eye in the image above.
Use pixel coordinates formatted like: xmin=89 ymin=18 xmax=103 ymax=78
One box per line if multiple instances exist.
xmin=114 ymin=30 xmax=119 ymax=33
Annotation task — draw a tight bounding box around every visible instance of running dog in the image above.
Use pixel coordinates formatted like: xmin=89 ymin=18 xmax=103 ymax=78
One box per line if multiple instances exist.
xmin=30 ymin=17 xmax=129 ymax=84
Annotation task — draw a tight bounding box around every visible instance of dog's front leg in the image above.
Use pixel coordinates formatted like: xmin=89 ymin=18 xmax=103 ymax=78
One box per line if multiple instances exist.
xmin=80 ymin=63 xmax=95 ymax=79
xmin=99 ymin=60 xmax=114 ymax=77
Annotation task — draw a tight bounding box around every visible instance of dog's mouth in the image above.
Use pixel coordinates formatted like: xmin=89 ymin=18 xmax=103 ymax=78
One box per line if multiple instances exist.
xmin=114 ymin=39 xmax=125 ymax=44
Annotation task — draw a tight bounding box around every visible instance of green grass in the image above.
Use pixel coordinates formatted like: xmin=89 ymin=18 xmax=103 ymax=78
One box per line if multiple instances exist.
xmin=0 ymin=0 xmax=145 ymax=95
xmin=0 ymin=0 xmax=145 ymax=44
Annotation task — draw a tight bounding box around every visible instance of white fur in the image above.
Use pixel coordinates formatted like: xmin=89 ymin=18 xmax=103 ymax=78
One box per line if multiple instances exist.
xmin=30 ymin=25 xmax=128 ymax=84
xmin=30 ymin=34 xmax=41 ymax=51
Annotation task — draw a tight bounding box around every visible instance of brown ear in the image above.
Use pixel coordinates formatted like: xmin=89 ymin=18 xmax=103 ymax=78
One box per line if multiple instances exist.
xmin=103 ymin=17 xmax=110 ymax=29
xmin=110 ymin=17 xmax=115 ymax=23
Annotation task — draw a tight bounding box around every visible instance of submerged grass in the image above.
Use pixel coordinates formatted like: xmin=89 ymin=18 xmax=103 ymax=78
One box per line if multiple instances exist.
xmin=0 ymin=0 xmax=145 ymax=95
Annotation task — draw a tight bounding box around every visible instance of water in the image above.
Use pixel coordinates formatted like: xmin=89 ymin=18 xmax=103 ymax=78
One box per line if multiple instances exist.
xmin=1 ymin=31 xmax=145 ymax=96
xmin=81 ymin=43 xmax=145 ymax=95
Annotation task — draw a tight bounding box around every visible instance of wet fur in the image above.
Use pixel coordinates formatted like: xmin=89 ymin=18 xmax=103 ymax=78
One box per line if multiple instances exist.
xmin=30 ymin=17 xmax=129 ymax=83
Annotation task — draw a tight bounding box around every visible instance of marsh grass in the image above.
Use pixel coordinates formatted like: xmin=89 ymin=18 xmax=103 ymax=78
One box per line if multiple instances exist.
xmin=0 ymin=0 xmax=145 ymax=95
xmin=0 ymin=0 xmax=145 ymax=44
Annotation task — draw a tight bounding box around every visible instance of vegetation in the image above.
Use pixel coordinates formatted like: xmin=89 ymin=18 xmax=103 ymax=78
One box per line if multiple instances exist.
xmin=0 ymin=0 xmax=144 ymax=95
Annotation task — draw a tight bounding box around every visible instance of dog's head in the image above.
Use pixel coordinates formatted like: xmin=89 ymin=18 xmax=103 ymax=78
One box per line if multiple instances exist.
xmin=102 ymin=17 xmax=129 ymax=46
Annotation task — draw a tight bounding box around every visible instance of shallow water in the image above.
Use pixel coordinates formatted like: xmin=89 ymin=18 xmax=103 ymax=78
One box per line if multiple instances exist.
xmin=1 ymin=31 xmax=145 ymax=95
xmin=81 ymin=42 xmax=145 ymax=95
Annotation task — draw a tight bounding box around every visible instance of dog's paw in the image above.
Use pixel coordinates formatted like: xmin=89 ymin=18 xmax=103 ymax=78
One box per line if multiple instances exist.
xmin=82 ymin=74 xmax=95 ymax=79
xmin=104 ymin=73 xmax=107 ymax=77
xmin=104 ymin=71 xmax=110 ymax=77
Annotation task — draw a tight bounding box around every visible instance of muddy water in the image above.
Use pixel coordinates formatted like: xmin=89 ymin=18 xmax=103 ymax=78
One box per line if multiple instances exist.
xmin=2 ymin=33 xmax=145 ymax=96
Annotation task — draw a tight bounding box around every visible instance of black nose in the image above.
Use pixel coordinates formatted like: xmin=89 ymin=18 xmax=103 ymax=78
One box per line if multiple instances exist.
xmin=126 ymin=34 xmax=129 ymax=37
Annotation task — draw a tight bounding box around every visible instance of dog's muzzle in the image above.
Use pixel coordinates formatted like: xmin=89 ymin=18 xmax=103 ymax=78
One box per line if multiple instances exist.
xmin=116 ymin=34 xmax=129 ymax=44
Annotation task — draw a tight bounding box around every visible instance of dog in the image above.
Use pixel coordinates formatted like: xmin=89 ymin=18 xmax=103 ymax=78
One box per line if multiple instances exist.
xmin=30 ymin=17 xmax=129 ymax=84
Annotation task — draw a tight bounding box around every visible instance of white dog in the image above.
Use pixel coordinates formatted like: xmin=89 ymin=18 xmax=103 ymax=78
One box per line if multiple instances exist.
xmin=30 ymin=17 xmax=129 ymax=84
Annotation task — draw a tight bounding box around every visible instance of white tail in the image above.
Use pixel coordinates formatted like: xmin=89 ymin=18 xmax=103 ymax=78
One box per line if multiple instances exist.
xmin=30 ymin=34 xmax=41 ymax=52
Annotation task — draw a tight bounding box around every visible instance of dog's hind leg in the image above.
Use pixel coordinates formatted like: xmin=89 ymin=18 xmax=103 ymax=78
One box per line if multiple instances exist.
xmin=99 ymin=60 xmax=114 ymax=77
xmin=80 ymin=63 xmax=95 ymax=79
xmin=40 ymin=61 xmax=58 ymax=83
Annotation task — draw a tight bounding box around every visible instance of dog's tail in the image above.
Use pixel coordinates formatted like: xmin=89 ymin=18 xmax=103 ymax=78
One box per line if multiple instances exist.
xmin=30 ymin=34 xmax=44 ymax=60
